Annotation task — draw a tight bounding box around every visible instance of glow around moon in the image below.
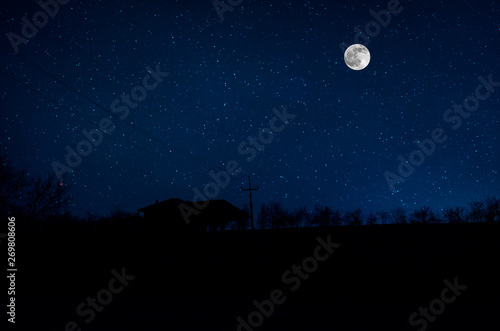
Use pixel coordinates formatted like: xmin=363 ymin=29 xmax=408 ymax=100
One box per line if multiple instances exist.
xmin=344 ymin=44 xmax=371 ymax=71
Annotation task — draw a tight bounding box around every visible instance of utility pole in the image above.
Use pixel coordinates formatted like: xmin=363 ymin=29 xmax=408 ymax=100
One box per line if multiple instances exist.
xmin=241 ymin=176 xmax=259 ymax=230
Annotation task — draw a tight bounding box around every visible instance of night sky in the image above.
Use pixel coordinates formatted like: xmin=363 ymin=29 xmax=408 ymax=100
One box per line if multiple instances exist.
xmin=1 ymin=0 xmax=499 ymax=217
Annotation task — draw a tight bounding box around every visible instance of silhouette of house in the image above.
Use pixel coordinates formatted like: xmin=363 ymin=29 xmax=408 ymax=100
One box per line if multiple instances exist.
xmin=137 ymin=198 xmax=249 ymax=232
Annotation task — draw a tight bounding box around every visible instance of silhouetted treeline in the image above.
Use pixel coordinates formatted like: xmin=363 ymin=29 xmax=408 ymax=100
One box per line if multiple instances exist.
xmin=2 ymin=154 xmax=499 ymax=231
xmin=38 ymin=197 xmax=497 ymax=232
xmin=254 ymin=197 xmax=500 ymax=229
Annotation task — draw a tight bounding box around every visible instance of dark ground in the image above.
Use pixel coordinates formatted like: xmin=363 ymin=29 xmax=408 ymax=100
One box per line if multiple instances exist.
xmin=8 ymin=222 xmax=500 ymax=330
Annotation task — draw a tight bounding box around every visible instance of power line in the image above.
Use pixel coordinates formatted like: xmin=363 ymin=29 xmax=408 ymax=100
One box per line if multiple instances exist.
xmin=241 ymin=176 xmax=259 ymax=230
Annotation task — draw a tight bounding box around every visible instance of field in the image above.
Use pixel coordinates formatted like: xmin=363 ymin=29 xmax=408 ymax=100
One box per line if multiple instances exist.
xmin=14 ymin=222 xmax=500 ymax=330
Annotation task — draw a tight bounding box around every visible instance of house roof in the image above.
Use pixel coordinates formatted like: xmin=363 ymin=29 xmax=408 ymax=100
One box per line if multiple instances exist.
xmin=137 ymin=198 xmax=184 ymax=213
xmin=138 ymin=198 xmax=249 ymax=221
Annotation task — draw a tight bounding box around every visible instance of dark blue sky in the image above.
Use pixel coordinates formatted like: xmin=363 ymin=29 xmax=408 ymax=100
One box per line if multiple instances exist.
xmin=1 ymin=0 xmax=499 ymax=216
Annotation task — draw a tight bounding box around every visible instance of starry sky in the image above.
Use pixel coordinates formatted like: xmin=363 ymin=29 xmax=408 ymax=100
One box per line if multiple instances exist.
xmin=1 ymin=0 xmax=499 ymax=217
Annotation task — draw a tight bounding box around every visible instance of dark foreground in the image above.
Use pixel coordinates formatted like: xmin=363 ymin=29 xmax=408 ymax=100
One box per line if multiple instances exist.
xmin=9 ymin=222 xmax=500 ymax=330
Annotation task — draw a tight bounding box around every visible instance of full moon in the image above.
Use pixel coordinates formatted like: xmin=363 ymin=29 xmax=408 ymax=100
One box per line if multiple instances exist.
xmin=344 ymin=44 xmax=370 ymax=71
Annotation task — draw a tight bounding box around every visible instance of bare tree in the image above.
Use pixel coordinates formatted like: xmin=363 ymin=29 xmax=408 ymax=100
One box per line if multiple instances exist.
xmin=410 ymin=206 xmax=431 ymax=224
xmin=1 ymin=156 xmax=72 ymax=221
xmin=25 ymin=172 xmax=72 ymax=221
xmin=310 ymin=204 xmax=335 ymax=227
xmin=345 ymin=208 xmax=364 ymax=226
xmin=289 ymin=205 xmax=308 ymax=228
xmin=258 ymin=203 xmax=272 ymax=229
xmin=376 ymin=211 xmax=388 ymax=224
xmin=319 ymin=206 xmax=334 ymax=227
xmin=443 ymin=207 xmax=466 ymax=223
xmin=428 ymin=210 xmax=442 ymax=223
xmin=367 ymin=212 xmax=377 ymax=225
xmin=468 ymin=201 xmax=485 ymax=223
xmin=310 ymin=204 xmax=323 ymax=227
xmin=484 ymin=196 xmax=500 ymax=223
xmin=269 ymin=202 xmax=288 ymax=228
xmin=331 ymin=209 xmax=343 ymax=226
xmin=390 ymin=207 xmax=407 ymax=224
